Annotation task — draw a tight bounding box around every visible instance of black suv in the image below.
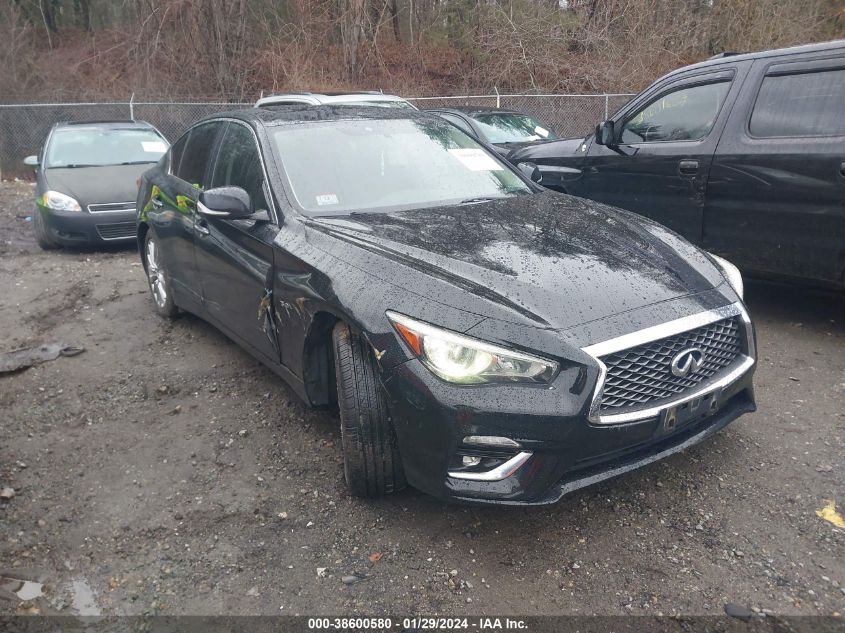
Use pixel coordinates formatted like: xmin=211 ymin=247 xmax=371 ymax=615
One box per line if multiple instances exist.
xmin=510 ymin=39 xmax=845 ymax=289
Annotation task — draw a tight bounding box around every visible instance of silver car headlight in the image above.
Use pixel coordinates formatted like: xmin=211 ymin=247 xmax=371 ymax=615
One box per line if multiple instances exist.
xmin=709 ymin=253 xmax=744 ymax=299
xmin=42 ymin=191 xmax=82 ymax=212
xmin=386 ymin=311 xmax=559 ymax=384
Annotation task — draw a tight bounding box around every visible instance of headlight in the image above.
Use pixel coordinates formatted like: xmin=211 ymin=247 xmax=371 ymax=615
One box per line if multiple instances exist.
xmin=709 ymin=253 xmax=743 ymax=299
xmin=386 ymin=311 xmax=559 ymax=384
xmin=42 ymin=191 xmax=81 ymax=212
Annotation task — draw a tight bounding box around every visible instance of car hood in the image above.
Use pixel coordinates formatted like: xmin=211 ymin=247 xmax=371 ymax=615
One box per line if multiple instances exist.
xmin=508 ymin=136 xmax=588 ymax=162
xmin=43 ymin=164 xmax=155 ymax=206
xmin=304 ymin=192 xmax=727 ymax=330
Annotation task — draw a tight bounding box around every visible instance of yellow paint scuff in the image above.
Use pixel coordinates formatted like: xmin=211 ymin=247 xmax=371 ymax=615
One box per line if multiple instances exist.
xmin=816 ymin=500 xmax=845 ymax=529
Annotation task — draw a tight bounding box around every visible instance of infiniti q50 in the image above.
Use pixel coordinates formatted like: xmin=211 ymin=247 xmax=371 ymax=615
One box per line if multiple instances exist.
xmin=135 ymin=106 xmax=756 ymax=505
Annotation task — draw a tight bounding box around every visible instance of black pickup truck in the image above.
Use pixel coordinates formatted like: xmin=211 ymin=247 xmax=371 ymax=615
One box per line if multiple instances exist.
xmin=510 ymin=40 xmax=845 ymax=289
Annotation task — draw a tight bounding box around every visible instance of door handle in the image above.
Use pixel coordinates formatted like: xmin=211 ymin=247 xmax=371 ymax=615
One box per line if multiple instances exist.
xmin=678 ymin=159 xmax=699 ymax=175
xmin=839 ymin=161 xmax=845 ymax=178
xmin=151 ymin=198 xmax=163 ymax=208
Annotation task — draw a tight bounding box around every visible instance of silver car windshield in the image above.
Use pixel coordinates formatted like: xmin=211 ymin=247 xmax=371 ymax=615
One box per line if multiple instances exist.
xmin=472 ymin=113 xmax=558 ymax=143
xmin=271 ymin=118 xmax=531 ymax=216
xmin=46 ymin=128 xmax=168 ymax=168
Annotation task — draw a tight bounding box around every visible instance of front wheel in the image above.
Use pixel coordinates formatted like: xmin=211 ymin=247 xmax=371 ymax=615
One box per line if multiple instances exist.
xmin=144 ymin=231 xmax=177 ymax=318
xmin=332 ymin=321 xmax=406 ymax=498
xmin=32 ymin=209 xmax=60 ymax=250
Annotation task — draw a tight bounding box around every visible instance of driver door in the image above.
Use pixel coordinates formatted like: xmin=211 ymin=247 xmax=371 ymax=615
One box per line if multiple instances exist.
xmin=580 ymin=70 xmax=740 ymax=242
xmin=194 ymin=121 xmax=281 ymax=363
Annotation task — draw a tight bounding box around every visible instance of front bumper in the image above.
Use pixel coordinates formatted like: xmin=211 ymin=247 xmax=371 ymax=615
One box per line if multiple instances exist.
xmin=381 ymin=303 xmax=756 ymax=506
xmin=37 ymin=205 xmax=137 ymax=245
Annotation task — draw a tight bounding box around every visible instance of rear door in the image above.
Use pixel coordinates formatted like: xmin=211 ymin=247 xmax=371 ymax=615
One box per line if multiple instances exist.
xmin=148 ymin=121 xmax=224 ymax=311
xmin=195 ymin=120 xmax=282 ymax=363
xmin=704 ymin=54 xmax=845 ymax=284
xmin=578 ymin=68 xmax=744 ymax=242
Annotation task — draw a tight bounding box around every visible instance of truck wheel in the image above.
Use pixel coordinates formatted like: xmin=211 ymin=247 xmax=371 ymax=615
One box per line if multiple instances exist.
xmin=332 ymin=321 xmax=406 ymax=497
xmin=33 ymin=210 xmax=60 ymax=250
xmin=144 ymin=231 xmax=177 ymax=318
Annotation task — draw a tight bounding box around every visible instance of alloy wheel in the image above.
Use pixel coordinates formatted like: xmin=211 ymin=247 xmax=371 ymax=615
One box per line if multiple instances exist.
xmin=146 ymin=238 xmax=167 ymax=308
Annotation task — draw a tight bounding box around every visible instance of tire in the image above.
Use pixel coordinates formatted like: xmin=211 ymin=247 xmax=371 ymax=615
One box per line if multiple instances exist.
xmin=332 ymin=321 xmax=406 ymax=497
xmin=143 ymin=231 xmax=178 ymax=318
xmin=32 ymin=209 xmax=60 ymax=250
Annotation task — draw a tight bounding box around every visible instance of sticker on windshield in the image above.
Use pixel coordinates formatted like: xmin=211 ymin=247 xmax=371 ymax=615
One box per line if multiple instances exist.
xmin=316 ymin=194 xmax=339 ymax=206
xmin=141 ymin=141 xmax=167 ymax=153
xmin=534 ymin=126 xmax=550 ymax=138
xmin=448 ymin=148 xmax=503 ymax=172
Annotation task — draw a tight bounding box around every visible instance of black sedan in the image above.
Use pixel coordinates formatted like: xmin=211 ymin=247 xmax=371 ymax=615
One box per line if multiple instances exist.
xmin=427 ymin=107 xmax=557 ymax=156
xmin=25 ymin=120 xmax=168 ymax=249
xmin=136 ymin=106 xmax=756 ymax=505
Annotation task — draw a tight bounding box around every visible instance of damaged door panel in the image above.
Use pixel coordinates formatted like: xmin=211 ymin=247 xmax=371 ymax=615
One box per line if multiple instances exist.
xmin=194 ymin=216 xmax=281 ymax=363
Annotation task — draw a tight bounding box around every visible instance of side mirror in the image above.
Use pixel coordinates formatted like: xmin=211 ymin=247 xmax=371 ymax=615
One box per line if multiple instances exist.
xmin=23 ymin=155 xmax=39 ymax=167
xmin=197 ymin=186 xmax=252 ymax=219
xmin=594 ymin=120 xmax=616 ymax=147
xmin=517 ymin=162 xmax=543 ymax=184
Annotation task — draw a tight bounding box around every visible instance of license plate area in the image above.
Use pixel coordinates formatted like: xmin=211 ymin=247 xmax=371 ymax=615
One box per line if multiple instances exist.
xmin=662 ymin=391 xmax=720 ymax=432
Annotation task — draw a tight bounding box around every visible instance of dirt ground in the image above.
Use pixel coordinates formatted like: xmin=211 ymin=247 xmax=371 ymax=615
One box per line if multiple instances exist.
xmin=0 ymin=180 xmax=843 ymax=618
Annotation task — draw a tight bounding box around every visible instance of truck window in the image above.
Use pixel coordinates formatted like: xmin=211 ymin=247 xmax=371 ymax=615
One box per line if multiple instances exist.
xmin=620 ymin=81 xmax=731 ymax=144
xmin=749 ymin=67 xmax=845 ymax=137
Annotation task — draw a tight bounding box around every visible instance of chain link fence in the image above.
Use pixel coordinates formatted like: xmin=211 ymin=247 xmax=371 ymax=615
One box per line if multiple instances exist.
xmin=0 ymin=94 xmax=633 ymax=177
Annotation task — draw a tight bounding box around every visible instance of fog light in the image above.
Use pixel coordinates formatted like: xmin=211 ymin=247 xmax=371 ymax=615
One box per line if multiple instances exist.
xmin=461 ymin=455 xmax=482 ymax=467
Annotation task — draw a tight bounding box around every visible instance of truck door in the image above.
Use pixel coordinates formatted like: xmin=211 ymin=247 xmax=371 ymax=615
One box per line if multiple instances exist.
xmin=579 ymin=69 xmax=741 ymax=243
xmin=704 ymin=55 xmax=845 ymax=284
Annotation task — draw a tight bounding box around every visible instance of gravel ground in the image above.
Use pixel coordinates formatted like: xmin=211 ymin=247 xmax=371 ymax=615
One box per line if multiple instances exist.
xmin=0 ymin=180 xmax=843 ymax=618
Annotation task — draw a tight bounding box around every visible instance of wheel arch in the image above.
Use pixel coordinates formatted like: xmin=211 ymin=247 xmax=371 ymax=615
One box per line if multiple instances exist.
xmin=137 ymin=222 xmax=150 ymax=270
xmin=302 ymin=309 xmax=342 ymax=408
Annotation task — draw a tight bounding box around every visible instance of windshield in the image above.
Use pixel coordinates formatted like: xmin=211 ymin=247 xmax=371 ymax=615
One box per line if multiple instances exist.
xmin=471 ymin=113 xmax=558 ymax=144
xmin=46 ymin=127 xmax=168 ymax=168
xmin=271 ymin=118 xmax=531 ymax=216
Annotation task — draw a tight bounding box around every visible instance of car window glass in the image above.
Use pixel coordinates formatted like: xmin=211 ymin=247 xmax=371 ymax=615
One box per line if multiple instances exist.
xmin=169 ymin=132 xmax=189 ymax=175
xmin=621 ymin=81 xmax=731 ymax=143
xmin=210 ymin=123 xmax=268 ymax=212
xmin=271 ymin=118 xmax=531 ymax=216
xmin=471 ymin=113 xmax=558 ymax=143
xmin=44 ymin=127 xmax=168 ymax=168
xmin=439 ymin=114 xmax=474 ymax=135
xmin=749 ymin=67 xmax=845 ymax=137
xmin=176 ymin=122 xmax=221 ymax=188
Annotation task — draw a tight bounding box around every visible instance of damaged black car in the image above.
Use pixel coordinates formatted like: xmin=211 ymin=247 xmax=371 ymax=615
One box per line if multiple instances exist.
xmin=136 ymin=106 xmax=756 ymax=505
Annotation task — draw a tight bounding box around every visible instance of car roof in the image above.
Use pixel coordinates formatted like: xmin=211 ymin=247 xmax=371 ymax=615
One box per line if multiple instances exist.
xmin=428 ymin=107 xmax=522 ymax=117
xmin=255 ymin=92 xmax=415 ymax=108
xmin=199 ymin=105 xmax=438 ymax=128
xmin=55 ymin=120 xmax=157 ymax=129
xmin=663 ymin=38 xmax=845 ymax=78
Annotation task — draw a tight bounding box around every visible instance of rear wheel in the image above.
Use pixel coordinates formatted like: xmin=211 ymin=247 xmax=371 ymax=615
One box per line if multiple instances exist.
xmin=32 ymin=209 xmax=60 ymax=250
xmin=332 ymin=321 xmax=406 ymax=497
xmin=144 ymin=231 xmax=177 ymax=318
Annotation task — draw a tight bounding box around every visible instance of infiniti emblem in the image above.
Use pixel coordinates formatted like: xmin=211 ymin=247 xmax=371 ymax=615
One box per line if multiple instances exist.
xmin=671 ymin=348 xmax=705 ymax=378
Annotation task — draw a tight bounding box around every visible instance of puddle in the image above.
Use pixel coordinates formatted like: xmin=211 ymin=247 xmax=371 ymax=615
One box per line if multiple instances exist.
xmin=70 ymin=578 xmax=101 ymax=616
xmin=15 ymin=581 xmax=44 ymax=601
xmin=0 ymin=577 xmax=44 ymax=601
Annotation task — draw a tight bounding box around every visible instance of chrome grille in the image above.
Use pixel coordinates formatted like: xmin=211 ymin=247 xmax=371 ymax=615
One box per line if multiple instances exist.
xmin=599 ymin=317 xmax=742 ymax=411
xmin=88 ymin=202 xmax=135 ymax=213
xmin=95 ymin=221 xmax=136 ymax=240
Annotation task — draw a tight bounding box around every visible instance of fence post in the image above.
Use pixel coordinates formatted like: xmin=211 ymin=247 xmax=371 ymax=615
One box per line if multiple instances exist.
xmin=129 ymin=93 xmax=135 ymax=120
xmin=604 ymin=94 xmax=609 ymax=121
xmin=494 ymin=86 xmax=500 ymax=109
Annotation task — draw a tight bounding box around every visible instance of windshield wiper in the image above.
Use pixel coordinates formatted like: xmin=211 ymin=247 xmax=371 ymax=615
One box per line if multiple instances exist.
xmin=58 ymin=164 xmax=100 ymax=168
xmin=459 ymin=197 xmax=498 ymax=205
xmin=119 ymin=160 xmax=157 ymax=165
